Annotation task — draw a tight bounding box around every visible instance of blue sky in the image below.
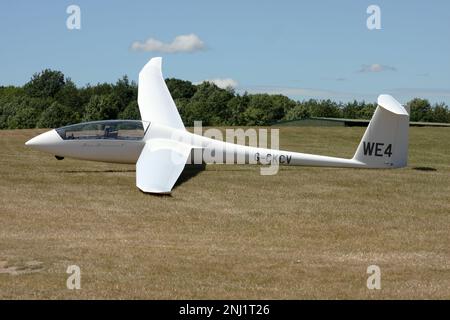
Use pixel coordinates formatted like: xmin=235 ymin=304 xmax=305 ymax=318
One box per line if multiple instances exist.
xmin=0 ymin=0 xmax=449 ymax=104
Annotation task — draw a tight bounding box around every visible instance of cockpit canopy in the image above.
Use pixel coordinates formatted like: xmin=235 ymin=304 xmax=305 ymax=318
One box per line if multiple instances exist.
xmin=56 ymin=120 xmax=150 ymax=141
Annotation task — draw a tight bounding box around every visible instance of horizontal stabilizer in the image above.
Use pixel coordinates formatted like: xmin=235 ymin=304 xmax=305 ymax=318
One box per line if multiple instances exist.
xmin=377 ymin=94 xmax=409 ymax=115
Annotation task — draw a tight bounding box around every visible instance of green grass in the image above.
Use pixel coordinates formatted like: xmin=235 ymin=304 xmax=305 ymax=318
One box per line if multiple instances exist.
xmin=0 ymin=127 xmax=449 ymax=299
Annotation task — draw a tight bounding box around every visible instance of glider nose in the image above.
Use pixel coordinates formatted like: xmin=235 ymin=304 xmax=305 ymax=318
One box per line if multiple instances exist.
xmin=25 ymin=129 xmax=62 ymax=152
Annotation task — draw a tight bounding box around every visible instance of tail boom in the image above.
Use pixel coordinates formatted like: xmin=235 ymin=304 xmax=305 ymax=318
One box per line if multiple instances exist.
xmin=187 ymin=94 xmax=409 ymax=169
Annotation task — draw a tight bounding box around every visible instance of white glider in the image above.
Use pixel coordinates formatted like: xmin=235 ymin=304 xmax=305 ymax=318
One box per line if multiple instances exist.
xmin=26 ymin=57 xmax=410 ymax=193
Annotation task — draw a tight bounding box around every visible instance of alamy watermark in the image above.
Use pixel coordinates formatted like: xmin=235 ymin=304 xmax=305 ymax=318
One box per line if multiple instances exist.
xmin=367 ymin=5 xmax=381 ymax=30
xmin=366 ymin=265 xmax=381 ymax=290
xmin=66 ymin=265 xmax=81 ymax=290
xmin=169 ymin=121 xmax=283 ymax=175
xmin=66 ymin=5 xmax=81 ymax=30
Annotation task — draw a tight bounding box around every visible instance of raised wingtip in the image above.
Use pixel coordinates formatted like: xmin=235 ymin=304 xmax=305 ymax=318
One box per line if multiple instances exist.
xmin=137 ymin=57 xmax=185 ymax=129
xmin=147 ymin=57 xmax=162 ymax=70
xmin=139 ymin=57 xmax=163 ymax=76
xmin=377 ymin=94 xmax=409 ymax=116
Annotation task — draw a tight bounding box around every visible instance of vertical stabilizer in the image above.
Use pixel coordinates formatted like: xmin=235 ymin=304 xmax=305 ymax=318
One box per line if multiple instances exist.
xmin=353 ymin=95 xmax=409 ymax=168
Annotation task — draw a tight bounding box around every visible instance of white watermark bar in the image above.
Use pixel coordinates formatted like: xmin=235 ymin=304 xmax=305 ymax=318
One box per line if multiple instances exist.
xmin=170 ymin=121 xmax=282 ymax=175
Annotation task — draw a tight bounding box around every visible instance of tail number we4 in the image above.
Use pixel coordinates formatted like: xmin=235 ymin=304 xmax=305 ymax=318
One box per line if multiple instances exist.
xmin=363 ymin=142 xmax=392 ymax=157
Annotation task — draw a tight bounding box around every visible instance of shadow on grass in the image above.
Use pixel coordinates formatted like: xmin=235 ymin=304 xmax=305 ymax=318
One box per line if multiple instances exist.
xmin=139 ymin=189 xmax=172 ymax=197
xmin=138 ymin=163 xmax=206 ymax=197
xmin=412 ymin=166 xmax=437 ymax=172
xmin=173 ymin=163 xmax=207 ymax=189
xmin=62 ymin=169 xmax=136 ymax=173
xmin=61 ymin=163 xmax=206 ymax=196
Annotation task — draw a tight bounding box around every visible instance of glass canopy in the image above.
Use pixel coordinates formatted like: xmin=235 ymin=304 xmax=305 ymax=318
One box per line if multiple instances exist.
xmin=56 ymin=120 xmax=150 ymax=141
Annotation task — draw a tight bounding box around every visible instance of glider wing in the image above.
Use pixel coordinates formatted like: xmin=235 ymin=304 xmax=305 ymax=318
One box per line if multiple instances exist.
xmin=138 ymin=57 xmax=185 ymax=130
xmin=136 ymin=139 xmax=191 ymax=193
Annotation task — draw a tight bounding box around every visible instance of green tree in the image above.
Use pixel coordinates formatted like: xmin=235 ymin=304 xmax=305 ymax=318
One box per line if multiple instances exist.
xmin=3 ymin=67 xmax=449 ymax=129
xmin=342 ymin=100 xmax=361 ymax=119
xmin=358 ymin=103 xmax=376 ymax=119
xmin=55 ymin=78 xmax=84 ymax=119
xmin=83 ymin=94 xmax=120 ymax=122
xmin=183 ymin=82 xmax=234 ymax=126
xmin=112 ymin=76 xmax=137 ymax=114
xmin=7 ymin=106 xmax=41 ymax=129
xmin=408 ymin=98 xmax=432 ymax=122
xmin=243 ymin=94 xmax=285 ymax=126
xmin=55 ymin=78 xmax=83 ymax=116
xmin=78 ymin=83 xmax=113 ymax=107
xmin=119 ymin=101 xmax=141 ymax=120
xmin=284 ymin=102 xmax=310 ymax=120
xmin=182 ymin=100 xmax=209 ymax=126
xmin=226 ymin=94 xmax=250 ymax=126
xmin=0 ymin=86 xmax=25 ymax=99
xmin=270 ymin=94 xmax=296 ymax=115
xmin=0 ymin=96 xmax=20 ymax=129
xmin=166 ymin=78 xmax=196 ymax=100
xmin=37 ymin=101 xmax=79 ymax=128
xmin=0 ymin=96 xmax=51 ymax=128
xmin=24 ymin=69 xmax=65 ymax=98
xmin=308 ymin=99 xmax=341 ymax=118
xmin=175 ymin=98 xmax=191 ymax=124
xmin=431 ymin=103 xmax=449 ymax=123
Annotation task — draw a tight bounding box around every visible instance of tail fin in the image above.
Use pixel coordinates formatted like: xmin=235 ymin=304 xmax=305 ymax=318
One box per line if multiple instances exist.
xmin=353 ymin=95 xmax=409 ymax=168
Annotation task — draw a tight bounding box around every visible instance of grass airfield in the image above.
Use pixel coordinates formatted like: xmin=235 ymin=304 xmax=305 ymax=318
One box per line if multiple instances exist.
xmin=0 ymin=126 xmax=449 ymax=299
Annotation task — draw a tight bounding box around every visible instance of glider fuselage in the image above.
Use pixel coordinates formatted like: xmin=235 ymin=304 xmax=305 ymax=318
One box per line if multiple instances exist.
xmin=26 ymin=120 xmax=369 ymax=168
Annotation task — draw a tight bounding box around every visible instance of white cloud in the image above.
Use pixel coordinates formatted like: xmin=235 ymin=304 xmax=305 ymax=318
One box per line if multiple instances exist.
xmin=358 ymin=64 xmax=397 ymax=73
xmin=131 ymin=34 xmax=205 ymax=53
xmin=196 ymin=78 xmax=238 ymax=89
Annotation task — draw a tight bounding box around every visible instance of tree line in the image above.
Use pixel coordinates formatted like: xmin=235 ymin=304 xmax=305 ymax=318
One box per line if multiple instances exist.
xmin=1 ymin=69 xmax=449 ymax=129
